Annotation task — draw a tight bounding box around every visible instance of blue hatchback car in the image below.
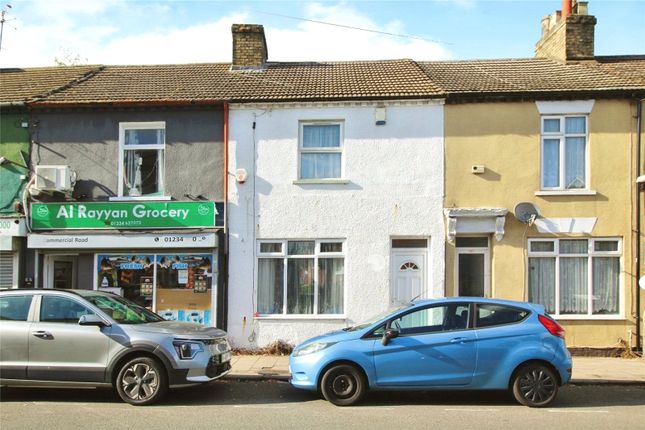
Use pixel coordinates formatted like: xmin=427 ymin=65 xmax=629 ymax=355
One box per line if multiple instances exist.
xmin=290 ymin=297 xmax=571 ymax=407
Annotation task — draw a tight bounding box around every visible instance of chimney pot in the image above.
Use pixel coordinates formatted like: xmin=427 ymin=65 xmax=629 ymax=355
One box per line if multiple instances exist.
xmin=575 ymin=1 xmax=589 ymax=15
xmin=562 ymin=0 xmax=572 ymax=17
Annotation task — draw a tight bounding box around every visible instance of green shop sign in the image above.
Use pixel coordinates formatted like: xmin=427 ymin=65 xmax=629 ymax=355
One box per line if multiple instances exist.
xmin=31 ymin=201 xmax=224 ymax=230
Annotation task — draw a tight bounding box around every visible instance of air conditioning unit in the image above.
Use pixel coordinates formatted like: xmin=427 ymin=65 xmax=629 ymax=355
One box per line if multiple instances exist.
xmin=35 ymin=165 xmax=76 ymax=193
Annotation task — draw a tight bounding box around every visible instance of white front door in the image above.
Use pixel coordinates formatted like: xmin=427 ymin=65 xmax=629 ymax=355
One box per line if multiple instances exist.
xmin=390 ymin=250 xmax=427 ymax=305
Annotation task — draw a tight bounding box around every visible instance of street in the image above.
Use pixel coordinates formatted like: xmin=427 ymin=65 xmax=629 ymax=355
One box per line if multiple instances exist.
xmin=1 ymin=380 xmax=644 ymax=429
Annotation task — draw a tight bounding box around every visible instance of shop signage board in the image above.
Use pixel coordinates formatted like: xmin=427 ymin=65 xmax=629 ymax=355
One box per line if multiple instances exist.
xmin=28 ymin=232 xmax=218 ymax=249
xmin=0 ymin=218 xmax=27 ymax=237
xmin=0 ymin=218 xmax=26 ymax=250
xmin=31 ymin=201 xmax=224 ymax=230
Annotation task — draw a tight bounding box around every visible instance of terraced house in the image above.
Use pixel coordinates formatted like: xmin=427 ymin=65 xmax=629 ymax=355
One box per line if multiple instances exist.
xmin=1 ymin=67 xmax=98 ymax=289
xmin=431 ymin=1 xmax=645 ymax=350
xmin=226 ymin=26 xmax=446 ymax=346
xmin=1 ymin=64 xmax=230 ymax=328
xmin=0 ymin=0 xmax=643 ymax=351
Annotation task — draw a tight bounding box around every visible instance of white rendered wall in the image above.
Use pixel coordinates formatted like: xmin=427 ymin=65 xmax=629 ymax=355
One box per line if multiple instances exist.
xmin=227 ymin=101 xmax=445 ymax=347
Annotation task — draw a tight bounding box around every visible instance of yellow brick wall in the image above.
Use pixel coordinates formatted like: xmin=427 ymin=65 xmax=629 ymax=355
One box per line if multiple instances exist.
xmin=444 ymin=99 xmax=638 ymax=347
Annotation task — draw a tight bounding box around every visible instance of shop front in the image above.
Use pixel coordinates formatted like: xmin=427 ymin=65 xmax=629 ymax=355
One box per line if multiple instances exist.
xmin=27 ymin=201 xmax=226 ymax=328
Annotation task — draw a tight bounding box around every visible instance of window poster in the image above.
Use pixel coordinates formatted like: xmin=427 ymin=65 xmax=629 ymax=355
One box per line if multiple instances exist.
xmin=97 ymin=254 xmax=154 ymax=308
xmin=155 ymin=254 xmax=213 ymax=326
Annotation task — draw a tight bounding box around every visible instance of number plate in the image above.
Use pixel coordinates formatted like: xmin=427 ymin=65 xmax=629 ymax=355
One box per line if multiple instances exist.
xmin=219 ymin=351 xmax=232 ymax=363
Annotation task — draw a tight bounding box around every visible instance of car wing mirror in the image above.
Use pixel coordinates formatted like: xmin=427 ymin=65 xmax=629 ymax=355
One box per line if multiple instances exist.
xmin=381 ymin=328 xmax=399 ymax=346
xmin=79 ymin=314 xmax=110 ymax=327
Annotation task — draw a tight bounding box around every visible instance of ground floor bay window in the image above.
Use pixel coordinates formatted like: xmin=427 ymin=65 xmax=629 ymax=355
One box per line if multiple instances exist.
xmin=257 ymin=240 xmax=344 ymax=316
xmin=528 ymin=238 xmax=621 ymax=318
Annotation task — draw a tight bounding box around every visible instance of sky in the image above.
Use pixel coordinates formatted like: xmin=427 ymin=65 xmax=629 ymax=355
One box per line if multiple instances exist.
xmin=0 ymin=0 xmax=643 ymax=68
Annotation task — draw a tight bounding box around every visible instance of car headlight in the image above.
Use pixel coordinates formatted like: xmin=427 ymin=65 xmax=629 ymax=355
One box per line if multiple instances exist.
xmin=292 ymin=342 xmax=336 ymax=357
xmin=173 ymin=340 xmax=204 ymax=360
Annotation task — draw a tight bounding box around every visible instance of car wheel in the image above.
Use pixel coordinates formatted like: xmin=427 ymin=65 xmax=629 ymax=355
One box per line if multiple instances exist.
xmin=116 ymin=356 xmax=167 ymax=406
xmin=320 ymin=364 xmax=366 ymax=406
xmin=512 ymin=363 xmax=558 ymax=407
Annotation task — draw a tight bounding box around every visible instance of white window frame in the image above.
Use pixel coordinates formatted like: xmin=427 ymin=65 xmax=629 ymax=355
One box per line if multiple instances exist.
xmin=115 ymin=122 xmax=167 ymax=200
xmin=540 ymin=115 xmax=589 ymax=192
xmin=527 ymin=238 xmax=623 ymax=320
xmin=297 ymin=121 xmax=345 ymax=182
xmin=256 ymin=239 xmax=346 ymax=319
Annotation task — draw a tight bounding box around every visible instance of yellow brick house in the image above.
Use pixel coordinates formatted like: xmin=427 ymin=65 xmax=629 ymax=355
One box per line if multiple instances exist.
xmin=422 ymin=2 xmax=645 ymax=349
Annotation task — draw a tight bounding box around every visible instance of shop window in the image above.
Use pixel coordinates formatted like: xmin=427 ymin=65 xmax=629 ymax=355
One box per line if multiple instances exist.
xmin=96 ymin=253 xmax=214 ymax=325
xmin=118 ymin=122 xmax=165 ymax=198
xmin=299 ymin=122 xmax=343 ymax=180
xmin=257 ymin=240 xmax=344 ymax=316
xmin=528 ymin=238 xmax=621 ymax=318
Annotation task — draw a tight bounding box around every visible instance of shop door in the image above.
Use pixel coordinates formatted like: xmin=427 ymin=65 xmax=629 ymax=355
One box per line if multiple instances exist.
xmin=390 ymin=250 xmax=427 ymax=305
xmin=46 ymin=256 xmax=77 ymax=290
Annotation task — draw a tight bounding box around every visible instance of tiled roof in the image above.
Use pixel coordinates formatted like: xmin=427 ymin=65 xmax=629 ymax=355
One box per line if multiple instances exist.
xmin=0 ymin=66 xmax=101 ymax=103
xmin=587 ymin=56 xmax=645 ymax=86
xmin=28 ymin=60 xmax=443 ymax=105
xmin=419 ymin=56 xmax=645 ymax=98
xmin=2 ymin=56 xmax=643 ymax=106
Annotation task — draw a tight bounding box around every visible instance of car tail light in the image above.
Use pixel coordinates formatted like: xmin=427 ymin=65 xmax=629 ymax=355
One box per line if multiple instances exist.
xmin=538 ymin=314 xmax=565 ymax=338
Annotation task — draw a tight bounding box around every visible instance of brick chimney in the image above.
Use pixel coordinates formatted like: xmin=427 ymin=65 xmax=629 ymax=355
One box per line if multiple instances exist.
xmin=535 ymin=0 xmax=596 ymax=62
xmin=231 ymin=24 xmax=268 ymax=70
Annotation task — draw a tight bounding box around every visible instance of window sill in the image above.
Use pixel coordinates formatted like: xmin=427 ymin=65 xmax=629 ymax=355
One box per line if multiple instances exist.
xmin=109 ymin=195 xmax=172 ymax=202
xmin=535 ymin=190 xmax=597 ymax=196
xmin=254 ymin=315 xmax=347 ymax=321
xmin=293 ymin=179 xmax=350 ymax=185
xmin=552 ymin=314 xmax=624 ymax=321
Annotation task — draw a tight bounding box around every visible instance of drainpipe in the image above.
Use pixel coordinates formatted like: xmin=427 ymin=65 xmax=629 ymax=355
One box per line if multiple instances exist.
xmin=636 ymin=98 xmax=643 ymax=353
xmin=221 ymin=101 xmax=230 ymax=331
xmin=224 ymin=101 xmax=229 ymax=232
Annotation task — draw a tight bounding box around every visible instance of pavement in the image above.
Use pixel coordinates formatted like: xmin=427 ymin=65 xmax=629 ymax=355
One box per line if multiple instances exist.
xmin=227 ymin=354 xmax=645 ymax=385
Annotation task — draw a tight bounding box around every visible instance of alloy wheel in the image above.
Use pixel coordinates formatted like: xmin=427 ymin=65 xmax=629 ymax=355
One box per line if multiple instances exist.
xmin=512 ymin=364 xmax=559 ymax=407
xmin=116 ymin=356 xmax=168 ymax=406
xmin=120 ymin=362 xmax=159 ymax=401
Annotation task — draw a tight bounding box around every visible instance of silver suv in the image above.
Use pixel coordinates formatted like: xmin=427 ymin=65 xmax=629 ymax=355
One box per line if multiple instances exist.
xmin=0 ymin=289 xmax=232 ymax=405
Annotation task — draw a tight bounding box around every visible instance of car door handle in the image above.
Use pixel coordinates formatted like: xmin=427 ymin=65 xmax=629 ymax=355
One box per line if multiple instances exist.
xmin=32 ymin=331 xmax=53 ymax=340
xmin=450 ymin=337 xmax=468 ymax=343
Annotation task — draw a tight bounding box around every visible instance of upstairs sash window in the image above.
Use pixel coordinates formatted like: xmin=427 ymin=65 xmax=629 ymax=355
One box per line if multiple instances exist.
xmin=541 ymin=116 xmax=587 ymax=190
xmin=118 ymin=122 xmax=165 ymax=198
xmin=299 ymin=122 xmax=343 ymax=180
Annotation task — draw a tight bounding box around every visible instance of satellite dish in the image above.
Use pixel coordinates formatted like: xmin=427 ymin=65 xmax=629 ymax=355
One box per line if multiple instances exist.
xmin=514 ymin=202 xmax=540 ymax=224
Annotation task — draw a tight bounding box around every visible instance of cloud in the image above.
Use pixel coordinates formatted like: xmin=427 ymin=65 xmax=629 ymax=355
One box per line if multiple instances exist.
xmin=97 ymin=13 xmax=250 ymax=65
xmin=0 ymin=1 xmax=450 ymax=67
xmin=265 ymin=2 xmax=450 ymax=61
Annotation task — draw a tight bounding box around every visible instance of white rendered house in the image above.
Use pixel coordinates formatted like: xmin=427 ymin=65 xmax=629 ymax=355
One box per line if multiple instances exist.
xmin=227 ymin=100 xmax=445 ymax=347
